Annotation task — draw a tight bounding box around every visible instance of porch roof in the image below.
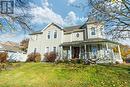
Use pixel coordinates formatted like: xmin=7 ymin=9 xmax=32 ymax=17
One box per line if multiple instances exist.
xmin=60 ymin=38 xmax=121 ymax=46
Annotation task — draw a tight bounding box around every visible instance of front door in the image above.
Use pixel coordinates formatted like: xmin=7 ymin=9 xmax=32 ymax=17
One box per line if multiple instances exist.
xmin=73 ymin=47 xmax=79 ymax=58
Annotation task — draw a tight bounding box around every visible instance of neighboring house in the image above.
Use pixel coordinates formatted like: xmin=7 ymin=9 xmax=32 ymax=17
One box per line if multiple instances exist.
xmin=27 ymin=21 xmax=123 ymax=63
xmin=0 ymin=41 xmax=20 ymax=53
xmin=0 ymin=41 xmax=27 ymax=62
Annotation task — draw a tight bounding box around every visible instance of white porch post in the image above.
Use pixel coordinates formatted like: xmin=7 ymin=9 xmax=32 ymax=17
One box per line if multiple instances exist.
xmin=79 ymin=46 xmax=82 ymax=59
xmin=111 ymin=49 xmax=115 ymax=63
xmin=118 ymin=45 xmax=122 ymax=60
xmin=60 ymin=46 xmax=63 ymax=59
xmin=69 ymin=46 xmax=72 ymax=59
xmin=105 ymin=43 xmax=109 ymax=62
xmin=106 ymin=43 xmax=109 ymax=50
xmin=84 ymin=44 xmax=87 ymax=59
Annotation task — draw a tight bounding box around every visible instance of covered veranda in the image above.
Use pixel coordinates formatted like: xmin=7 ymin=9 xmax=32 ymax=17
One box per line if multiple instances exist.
xmin=60 ymin=38 xmax=123 ymax=63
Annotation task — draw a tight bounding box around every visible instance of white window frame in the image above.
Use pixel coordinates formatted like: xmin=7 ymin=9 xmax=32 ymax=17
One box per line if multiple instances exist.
xmin=47 ymin=31 xmax=51 ymax=39
xmin=53 ymin=46 xmax=56 ymax=53
xmin=54 ymin=30 xmax=57 ymax=39
xmin=76 ymin=33 xmax=80 ymax=38
xmin=45 ymin=47 xmax=49 ymax=53
xmin=91 ymin=27 xmax=96 ymax=35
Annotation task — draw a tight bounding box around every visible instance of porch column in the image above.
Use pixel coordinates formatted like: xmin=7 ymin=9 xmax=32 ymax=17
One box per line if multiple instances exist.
xmin=106 ymin=43 xmax=109 ymax=59
xmin=60 ymin=46 xmax=63 ymax=59
xmin=118 ymin=45 xmax=122 ymax=60
xmin=69 ymin=46 xmax=72 ymax=59
xmin=106 ymin=43 xmax=109 ymax=50
xmin=111 ymin=49 xmax=115 ymax=63
xmin=79 ymin=46 xmax=82 ymax=59
xmin=84 ymin=44 xmax=87 ymax=59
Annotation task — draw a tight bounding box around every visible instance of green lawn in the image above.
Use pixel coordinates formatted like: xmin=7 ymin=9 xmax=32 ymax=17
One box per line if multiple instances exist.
xmin=0 ymin=63 xmax=130 ymax=87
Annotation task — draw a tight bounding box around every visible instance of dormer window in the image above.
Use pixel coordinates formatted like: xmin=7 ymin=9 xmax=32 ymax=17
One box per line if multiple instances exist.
xmin=48 ymin=31 xmax=50 ymax=39
xmin=54 ymin=30 xmax=57 ymax=38
xmin=91 ymin=27 xmax=96 ymax=35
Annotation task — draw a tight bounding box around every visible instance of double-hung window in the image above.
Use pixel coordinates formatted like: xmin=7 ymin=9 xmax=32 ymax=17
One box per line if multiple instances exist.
xmin=48 ymin=31 xmax=51 ymax=39
xmin=53 ymin=47 xmax=56 ymax=53
xmin=46 ymin=47 xmax=49 ymax=53
xmin=54 ymin=30 xmax=57 ymax=38
xmin=91 ymin=27 xmax=96 ymax=35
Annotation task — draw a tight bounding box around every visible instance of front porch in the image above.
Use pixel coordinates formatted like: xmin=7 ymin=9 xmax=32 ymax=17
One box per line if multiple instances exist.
xmin=60 ymin=39 xmax=123 ymax=63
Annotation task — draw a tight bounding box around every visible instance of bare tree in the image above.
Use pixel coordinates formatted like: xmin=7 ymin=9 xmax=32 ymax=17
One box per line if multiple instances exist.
xmin=87 ymin=0 xmax=130 ymax=40
xmin=0 ymin=0 xmax=33 ymax=33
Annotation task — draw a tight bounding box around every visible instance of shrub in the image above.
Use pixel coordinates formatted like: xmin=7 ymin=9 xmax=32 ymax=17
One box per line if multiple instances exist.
xmin=115 ymin=61 xmax=120 ymax=64
xmin=0 ymin=52 xmax=8 ymax=63
xmin=44 ymin=52 xmax=57 ymax=62
xmin=27 ymin=52 xmax=41 ymax=62
xmin=125 ymin=58 xmax=130 ymax=63
xmin=71 ymin=58 xmax=83 ymax=64
xmin=55 ymin=60 xmax=64 ymax=64
xmin=63 ymin=59 xmax=70 ymax=63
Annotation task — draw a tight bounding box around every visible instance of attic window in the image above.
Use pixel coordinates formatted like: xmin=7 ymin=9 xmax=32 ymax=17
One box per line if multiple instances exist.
xmin=76 ymin=33 xmax=79 ymax=37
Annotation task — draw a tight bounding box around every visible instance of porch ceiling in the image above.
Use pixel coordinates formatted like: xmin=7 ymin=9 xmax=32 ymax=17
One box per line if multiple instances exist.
xmin=60 ymin=38 xmax=121 ymax=46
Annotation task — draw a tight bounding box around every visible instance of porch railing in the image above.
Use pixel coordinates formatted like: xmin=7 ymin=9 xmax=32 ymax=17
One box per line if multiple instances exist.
xmin=61 ymin=50 xmax=121 ymax=63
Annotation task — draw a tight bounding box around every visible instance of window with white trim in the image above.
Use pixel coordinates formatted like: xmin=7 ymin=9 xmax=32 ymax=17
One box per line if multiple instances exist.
xmin=76 ymin=33 xmax=79 ymax=37
xmin=45 ymin=47 xmax=49 ymax=53
xmin=54 ymin=30 xmax=57 ymax=38
xmin=91 ymin=27 xmax=96 ymax=35
xmin=53 ymin=47 xmax=56 ymax=53
xmin=48 ymin=31 xmax=51 ymax=39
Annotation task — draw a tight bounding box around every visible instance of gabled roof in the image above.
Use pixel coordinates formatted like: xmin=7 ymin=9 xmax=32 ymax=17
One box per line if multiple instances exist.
xmin=29 ymin=21 xmax=103 ymax=35
xmin=41 ymin=23 xmax=63 ymax=31
xmin=0 ymin=42 xmax=20 ymax=52
xmin=0 ymin=45 xmax=20 ymax=52
xmin=63 ymin=25 xmax=82 ymax=32
xmin=29 ymin=23 xmax=63 ymax=35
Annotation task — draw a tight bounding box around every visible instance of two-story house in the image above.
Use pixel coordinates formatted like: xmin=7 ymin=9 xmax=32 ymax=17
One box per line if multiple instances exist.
xmin=27 ymin=22 xmax=123 ymax=63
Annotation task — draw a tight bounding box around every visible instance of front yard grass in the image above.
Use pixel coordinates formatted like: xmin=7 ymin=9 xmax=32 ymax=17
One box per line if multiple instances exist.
xmin=0 ymin=63 xmax=130 ymax=87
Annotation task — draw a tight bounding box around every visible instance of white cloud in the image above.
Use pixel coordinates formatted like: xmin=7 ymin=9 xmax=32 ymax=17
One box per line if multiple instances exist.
xmin=30 ymin=2 xmax=64 ymax=25
xmin=68 ymin=0 xmax=76 ymax=4
xmin=0 ymin=33 xmax=29 ymax=42
xmin=64 ymin=11 xmax=87 ymax=26
xmin=42 ymin=0 xmax=49 ymax=7
xmin=29 ymin=1 xmax=86 ymax=26
xmin=0 ymin=33 xmax=17 ymax=38
xmin=64 ymin=11 xmax=77 ymax=25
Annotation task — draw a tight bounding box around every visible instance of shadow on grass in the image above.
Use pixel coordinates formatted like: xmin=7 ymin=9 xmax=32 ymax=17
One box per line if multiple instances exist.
xmin=127 ymin=68 xmax=130 ymax=74
xmin=98 ymin=63 xmax=130 ymax=74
